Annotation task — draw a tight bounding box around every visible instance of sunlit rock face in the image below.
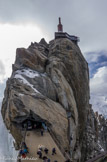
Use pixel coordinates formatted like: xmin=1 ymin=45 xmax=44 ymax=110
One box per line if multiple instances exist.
xmin=1 ymin=38 xmax=106 ymax=161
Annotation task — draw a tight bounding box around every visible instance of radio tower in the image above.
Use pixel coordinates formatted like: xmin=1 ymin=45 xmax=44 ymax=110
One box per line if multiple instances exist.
xmin=57 ymin=17 xmax=63 ymax=32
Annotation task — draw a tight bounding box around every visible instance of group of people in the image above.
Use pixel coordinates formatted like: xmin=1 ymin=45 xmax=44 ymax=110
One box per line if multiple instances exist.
xmin=18 ymin=126 xmax=71 ymax=162
xmin=19 ymin=142 xmax=29 ymax=158
xmin=37 ymin=144 xmax=57 ymax=162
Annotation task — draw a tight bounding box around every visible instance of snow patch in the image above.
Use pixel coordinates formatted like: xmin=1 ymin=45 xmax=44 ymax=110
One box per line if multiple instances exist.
xmin=14 ymin=74 xmax=40 ymax=94
xmin=15 ymin=69 xmax=39 ymax=78
xmin=19 ymin=93 xmax=24 ymax=96
xmin=98 ymin=140 xmax=104 ymax=152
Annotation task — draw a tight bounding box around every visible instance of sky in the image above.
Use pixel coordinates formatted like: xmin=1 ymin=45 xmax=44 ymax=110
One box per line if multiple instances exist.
xmin=0 ymin=0 xmax=107 ymax=115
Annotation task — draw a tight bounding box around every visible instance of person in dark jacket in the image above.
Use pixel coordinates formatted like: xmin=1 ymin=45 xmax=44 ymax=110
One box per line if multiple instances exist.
xmin=41 ymin=128 xmax=44 ymax=136
xmin=39 ymin=151 xmax=42 ymax=158
xmin=19 ymin=149 xmax=23 ymax=156
xmin=52 ymin=148 xmax=56 ymax=155
xmin=44 ymin=147 xmax=49 ymax=154
xmin=37 ymin=149 xmax=42 ymax=158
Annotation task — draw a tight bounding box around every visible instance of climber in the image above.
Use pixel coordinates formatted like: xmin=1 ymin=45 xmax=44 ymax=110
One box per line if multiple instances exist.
xmin=52 ymin=148 xmax=56 ymax=155
xmin=22 ymin=142 xmax=28 ymax=149
xmin=19 ymin=149 xmax=23 ymax=156
xmin=44 ymin=147 xmax=49 ymax=154
xmin=41 ymin=128 xmax=44 ymax=136
xmin=38 ymin=144 xmax=44 ymax=151
xmin=39 ymin=151 xmax=42 ymax=158
xmin=23 ymin=148 xmax=29 ymax=154
xmin=37 ymin=149 xmax=42 ymax=158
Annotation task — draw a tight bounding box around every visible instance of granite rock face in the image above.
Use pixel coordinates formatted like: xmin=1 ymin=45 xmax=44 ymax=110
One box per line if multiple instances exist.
xmin=1 ymin=38 xmax=106 ymax=161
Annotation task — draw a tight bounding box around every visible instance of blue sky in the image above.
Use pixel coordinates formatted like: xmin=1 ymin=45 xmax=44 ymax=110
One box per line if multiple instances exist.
xmin=0 ymin=0 xmax=107 ymax=116
xmin=85 ymin=51 xmax=107 ymax=78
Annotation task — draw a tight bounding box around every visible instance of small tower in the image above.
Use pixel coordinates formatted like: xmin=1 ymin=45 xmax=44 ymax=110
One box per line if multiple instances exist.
xmin=55 ymin=17 xmax=80 ymax=44
xmin=57 ymin=17 xmax=63 ymax=32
